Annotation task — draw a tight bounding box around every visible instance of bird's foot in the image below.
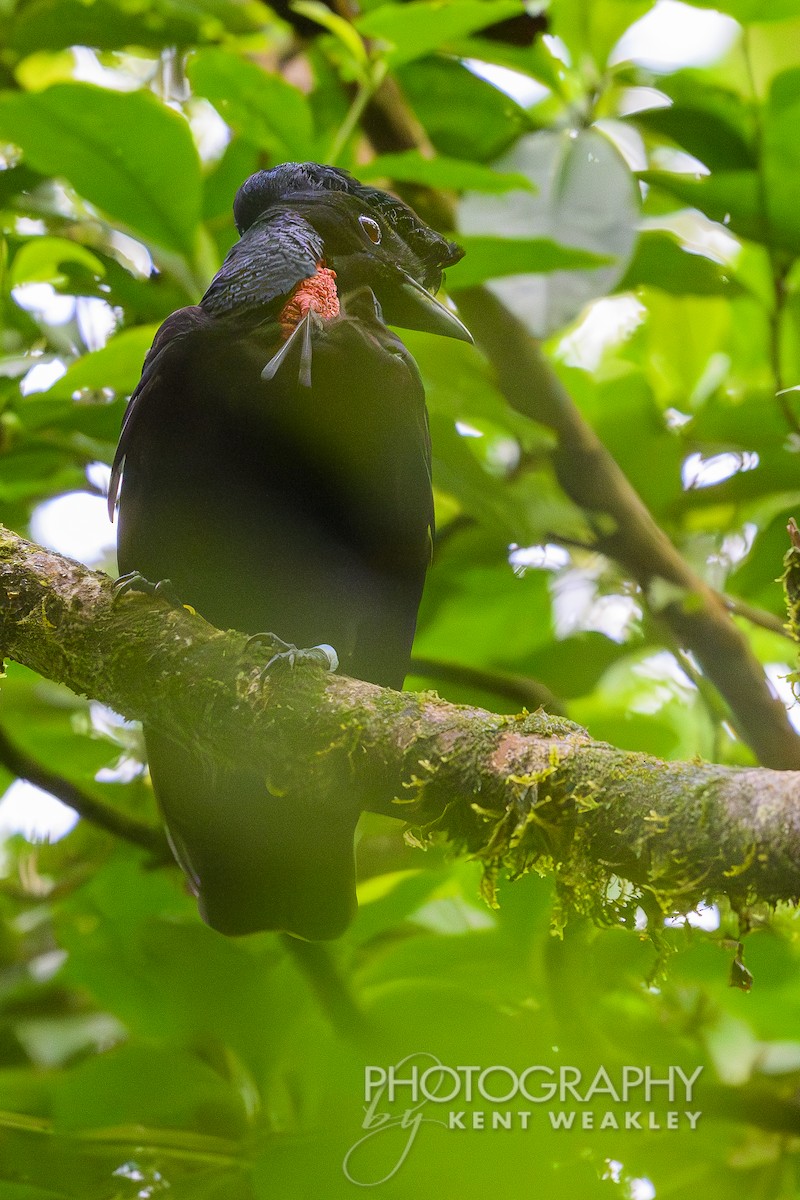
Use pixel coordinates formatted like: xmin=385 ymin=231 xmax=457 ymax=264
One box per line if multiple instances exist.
xmin=113 ymin=572 xmax=193 ymax=612
xmin=245 ymin=632 xmax=339 ymax=675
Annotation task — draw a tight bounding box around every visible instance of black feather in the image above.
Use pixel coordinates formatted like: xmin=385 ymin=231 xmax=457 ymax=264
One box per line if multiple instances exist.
xmin=113 ymin=162 xmax=464 ymax=939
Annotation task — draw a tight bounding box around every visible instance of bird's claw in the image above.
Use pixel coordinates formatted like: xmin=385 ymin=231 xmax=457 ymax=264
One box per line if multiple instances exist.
xmin=245 ymin=632 xmax=339 ymax=675
xmin=113 ymin=572 xmax=190 ymax=611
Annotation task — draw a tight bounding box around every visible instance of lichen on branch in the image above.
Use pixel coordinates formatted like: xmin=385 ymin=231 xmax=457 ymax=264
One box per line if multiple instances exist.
xmin=2 ymin=523 xmax=800 ymax=929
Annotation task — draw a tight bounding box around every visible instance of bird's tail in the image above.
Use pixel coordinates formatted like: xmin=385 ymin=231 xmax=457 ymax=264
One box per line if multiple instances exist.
xmin=145 ymin=730 xmax=359 ymax=939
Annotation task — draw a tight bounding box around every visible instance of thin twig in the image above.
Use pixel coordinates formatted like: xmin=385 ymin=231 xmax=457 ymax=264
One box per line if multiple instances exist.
xmin=0 ymin=723 xmax=168 ymax=856
xmin=336 ymin=32 xmax=800 ymax=767
xmin=280 ymin=936 xmax=369 ymax=1041
xmin=723 ymin=595 xmax=792 ymax=640
xmin=0 ymin=703 xmax=369 ymax=1038
xmin=742 ymin=29 xmax=800 ymax=436
xmin=410 ymin=655 xmax=566 ymax=714
xmin=452 ymin=287 xmax=800 ymax=770
xmin=328 ymin=60 xmax=387 ymax=164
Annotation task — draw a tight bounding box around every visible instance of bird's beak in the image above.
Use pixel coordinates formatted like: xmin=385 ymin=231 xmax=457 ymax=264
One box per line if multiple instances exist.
xmin=388 ymin=273 xmax=473 ymax=343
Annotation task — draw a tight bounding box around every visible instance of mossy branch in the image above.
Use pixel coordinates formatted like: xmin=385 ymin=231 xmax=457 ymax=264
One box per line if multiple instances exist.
xmin=2 ymin=524 xmax=800 ymax=923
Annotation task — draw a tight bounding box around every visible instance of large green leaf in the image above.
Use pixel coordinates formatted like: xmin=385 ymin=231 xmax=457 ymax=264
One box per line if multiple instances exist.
xmin=0 ymin=1184 xmax=73 ymax=1200
xmin=644 ymin=68 xmax=800 ymax=257
xmin=356 ymin=0 xmax=524 ymax=67
xmin=405 ymin=328 xmax=554 ymax=448
xmin=633 ymin=103 xmax=756 ymax=172
xmin=396 ymin=57 xmax=532 ymax=162
xmin=617 ymin=229 xmax=744 ymax=296
xmin=188 ymin=49 xmax=316 ymax=160
xmin=8 ymin=0 xmax=271 ymax=54
xmin=10 ymin=238 xmax=105 ymax=289
xmin=38 ymin=324 xmax=159 ymax=405
xmin=549 ymin=0 xmax=657 ymax=69
xmin=56 ymin=854 xmax=300 ymax=1079
xmin=460 ymin=129 xmax=639 ymax=335
xmin=527 ymin=631 xmax=633 ymax=699
xmin=359 ymin=150 xmax=533 ymax=193
xmin=452 ymin=34 xmax=571 ymax=92
xmin=763 ymin=68 xmax=800 ymax=249
xmin=0 ymin=84 xmax=202 ymax=257
xmin=415 ymin=527 xmax=555 ymax=667
xmin=640 ymin=169 xmax=800 ymax=253
xmin=52 ymin=1043 xmax=248 ymax=1135
xmin=450 ymin=235 xmax=611 ymax=286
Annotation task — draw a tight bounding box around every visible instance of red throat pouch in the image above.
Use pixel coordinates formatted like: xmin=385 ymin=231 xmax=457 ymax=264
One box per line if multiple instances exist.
xmin=279 ymin=265 xmax=339 ymax=338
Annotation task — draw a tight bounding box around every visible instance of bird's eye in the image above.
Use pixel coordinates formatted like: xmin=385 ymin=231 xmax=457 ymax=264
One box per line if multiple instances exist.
xmin=359 ymin=215 xmax=382 ymax=245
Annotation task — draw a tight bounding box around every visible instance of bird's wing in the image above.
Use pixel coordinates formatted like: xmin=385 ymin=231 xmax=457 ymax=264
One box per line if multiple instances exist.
xmin=110 ymin=212 xmax=325 ymax=518
xmin=108 ymin=306 xmax=211 ymax=519
xmin=200 ymin=209 xmax=324 ymax=318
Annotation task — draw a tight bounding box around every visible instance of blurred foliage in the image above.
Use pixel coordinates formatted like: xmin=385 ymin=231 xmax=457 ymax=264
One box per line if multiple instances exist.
xmin=2 ymin=0 xmax=800 ymax=1196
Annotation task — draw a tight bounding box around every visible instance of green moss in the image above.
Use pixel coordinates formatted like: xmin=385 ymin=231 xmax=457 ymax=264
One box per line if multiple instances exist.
xmin=401 ymin=728 xmax=743 ymax=945
xmin=509 ymin=709 xmax=587 ymax=739
xmin=781 ymin=525 xmax=800 ymax=693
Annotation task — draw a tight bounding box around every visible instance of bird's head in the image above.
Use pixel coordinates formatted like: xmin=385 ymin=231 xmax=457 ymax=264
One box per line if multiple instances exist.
xmin=228 ymin=162 xmax=471 ymax=343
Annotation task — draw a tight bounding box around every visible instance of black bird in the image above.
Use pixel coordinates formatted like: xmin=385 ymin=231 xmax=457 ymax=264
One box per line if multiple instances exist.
xmin=110 ymin=162 xmax=469 ymax=940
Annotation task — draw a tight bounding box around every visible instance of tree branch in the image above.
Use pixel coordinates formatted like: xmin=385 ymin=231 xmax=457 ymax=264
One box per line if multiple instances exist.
xmin=2 ymin=525 xmax=800 ymax=923
xmin=722 ymin=594 xmax=791 ymax=640
xmin=350 ymin=49 xmax=800 ymax=769
xmin=0 ymin=723 xmax=168 ymax=855
xmin=452 ymin=287 xmax=800 ymax=771
xmin=409 ymin=655 xmax=565 ymax=714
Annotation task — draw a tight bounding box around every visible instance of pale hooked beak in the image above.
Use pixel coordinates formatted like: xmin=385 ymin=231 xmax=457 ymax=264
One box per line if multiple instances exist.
xmin=386 ymin=272 xmax=473 ymax=343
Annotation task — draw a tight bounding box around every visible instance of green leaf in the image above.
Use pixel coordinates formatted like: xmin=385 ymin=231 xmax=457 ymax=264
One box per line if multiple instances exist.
xmin=453 ymin=34 xmax=569 ymax=93
xmin=428 ymin=414 xmax=529 ymax=539
xmin=359 ymin=150 xmax=534 ymax=193
xmin=188 ymin=49 xmax=316 ymax=160
xmin=680 ymin=0 xmax=800 ymax=20
xmin=460 ymin=129 xmax=639 ymax=335
xmin=10 ymin=237 xmax=105 ymax=289
xmin=633 ymin=74 xmax=800 ymax=261
xmin=8 ymin=0 xmax=271 ymax=55
xmin=52 ymin=1043 xmax=248 ymax=1135
xmin=572 ymin=648 xmax=715 ymax=760
xmin=0 ymin=1184 xmax=73 ymax=1200
xmin=292 ymin=0 xmax=369 ymax=66
xmin=617 ymin=229 xmax=743 ymax=295
xmin=450 ymin=235 xmax=610 ymax=286
xmin=762 ymin=67 xmax=800 ymax=251
xmin=396 ymin=57 xmax=532 ymax=162
xmin=730 ymin=501 xmax=800 ymax=605
xmin=351 ymin=869 xmax=448 ymax=942
xmin=550 ymin=0 xmax=657 ymax=69
xmin=640 ymin=168 xmax=800 ymax=255
xmin=202 ymin=137 xmax=260 ymax=227
xmin=40 ymin=324 xmax=158 ymax=405
xmin=633 ymin=104 xmax=755 ymax=172
xmin=0 ymin=83 xmax=202 ymax=257
xmin=57 ymin=855 xmax=300 ymax=1077
xmin=0 ymin=664 xmax=125 ymax=814
xmin=356 ymin=0 xmax=525 ymax=67
xmin=404 ymin=328 xmax=553 ymax=449
xmin=415 ymin=527 xmax=555 ymax=667
xmin=527 ymin=632 xmax=633 ymax=700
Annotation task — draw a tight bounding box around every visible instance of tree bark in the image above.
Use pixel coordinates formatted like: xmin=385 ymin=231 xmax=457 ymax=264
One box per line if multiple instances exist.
xmin=2 ymin=524 xmax=800 ymax=923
